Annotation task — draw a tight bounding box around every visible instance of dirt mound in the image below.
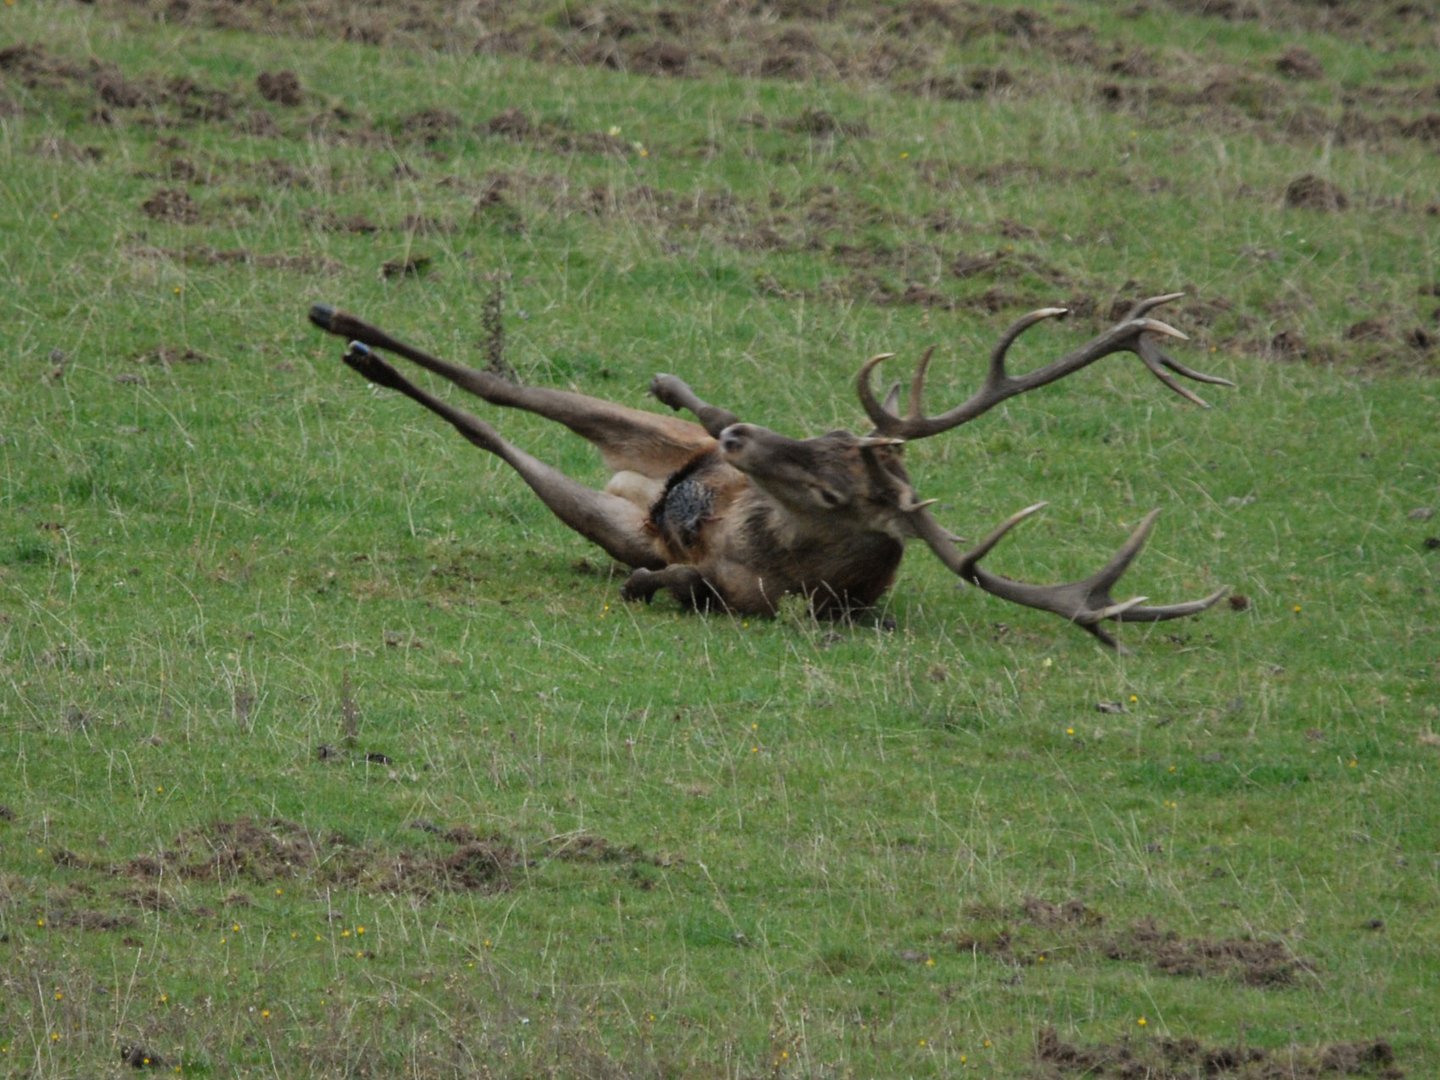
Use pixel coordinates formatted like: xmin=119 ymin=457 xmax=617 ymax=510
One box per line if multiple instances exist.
xmin=140 ymin=187 xmax=201 ymax=223
xmin=104 ymin=817 xmax=671 ymax=900
xmin=944 ymin=901 xmax=1316 ymax=989
xmin=256 ymin=69 xmax=302 ymax=106
xmin=1036 ymin=1027 xmax=1402 ymax=1078
xmin=1106 ymin=917 xmax=1315 ymax=987
xmin=113 ymin=816 xmax=526 ymax=896
xmin=1285 ymin=174 xmax=1349 ymax=211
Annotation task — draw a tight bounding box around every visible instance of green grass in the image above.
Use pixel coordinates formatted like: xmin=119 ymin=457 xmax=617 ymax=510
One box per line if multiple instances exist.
xmin=1 ymin=1 xmax=1438 ymax=1075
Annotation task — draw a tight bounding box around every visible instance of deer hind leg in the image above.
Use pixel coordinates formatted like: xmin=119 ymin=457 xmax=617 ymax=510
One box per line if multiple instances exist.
xmin=342 ymin=344 xmax=666 ymax=570
xmin=311 ymin=306 xmax=714 ymax=482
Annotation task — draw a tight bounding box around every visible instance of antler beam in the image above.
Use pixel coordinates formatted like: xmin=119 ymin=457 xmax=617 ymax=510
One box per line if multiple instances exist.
xmin=859 ymin=294 xmax=1236 ymax=439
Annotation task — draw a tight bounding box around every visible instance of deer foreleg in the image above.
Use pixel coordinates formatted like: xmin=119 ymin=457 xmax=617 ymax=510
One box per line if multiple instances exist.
xmin=343 ymin=344 xmax=665 ymax=570
xmin=620 ymin=565 xmax=719 ymax=609
xmin=648 ymin=374 xmax=743 ymax=438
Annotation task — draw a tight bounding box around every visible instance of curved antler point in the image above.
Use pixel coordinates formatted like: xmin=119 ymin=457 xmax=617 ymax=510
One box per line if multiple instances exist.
xmin=1138 ymin=318 xmax=1189 ymax=341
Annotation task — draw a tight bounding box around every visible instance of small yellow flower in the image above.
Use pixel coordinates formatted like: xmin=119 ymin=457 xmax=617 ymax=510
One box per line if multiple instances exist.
xmin=607 ymin=125 xmax=622 ymax=137
xmin=1348 ymin=758 xmax=1358 ymax=768
xmin=36 ymin=918 xmax=45 ymax=928
xmin=51 ymin=1033 xmax=61 ymax=1043
xmin=356 ymin=926 xmax=365 ymax=936
xmin=918 ymin=1038 xmax=928 ymax=1047
xmin=54 ymin=991 xmax=63 ymax=1001
xmin=1037 ymin=953 xmax=1046 ymax=964
xmin=1129 ymin=694 xmax=1138 ymax=704
xmin=1168 ymin=764 xmax=1177 ymax=773
xmin=261 ymin=1009 xmax=270 ymax=1020
xmin=159 ymin=993 xmax=169 ymax=1004
xmin=1066 ymin=727 xmax=1075 ymax=736
xmin=232 ymin=923 xmax=241 ymax=933
xmin=900 ymin=151 xmax=909 ymax=159
xmin=1137 ymin=1016 xmax=1148 ymax=1027
xmin=483 ymin=938 xmax=493 ymax=948
xmin=341 ymin=929 xmax=351 ymax=938
xmin=924 ymin=956 xmax=935 ymax=967
xmin=983 ymin=1039 xmax=992 ymax=1048
xmin=1292 ymin=604 xmax=1302 ymax=614
xmin=155 ymin=785 xmax=164 ymax=793
xmin=960 ymin=1054 xmax=967 ymax=1064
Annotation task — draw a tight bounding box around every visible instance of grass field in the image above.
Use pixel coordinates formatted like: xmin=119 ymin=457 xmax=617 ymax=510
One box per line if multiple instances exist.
xmin=2 ymin=1 xmax=1437 ymax=1075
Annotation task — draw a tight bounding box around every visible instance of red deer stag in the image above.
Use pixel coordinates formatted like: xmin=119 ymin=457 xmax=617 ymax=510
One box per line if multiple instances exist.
xmin=308 ymin=294 xmax=1231 ymax=650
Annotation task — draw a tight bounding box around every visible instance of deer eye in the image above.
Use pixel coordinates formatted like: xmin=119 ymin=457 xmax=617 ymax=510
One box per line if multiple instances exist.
xmin=815 ymin=486 xmax=846 ymax=508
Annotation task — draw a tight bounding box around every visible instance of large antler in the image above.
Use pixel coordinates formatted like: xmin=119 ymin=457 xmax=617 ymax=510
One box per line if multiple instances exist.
xmin=859 ymin=294 xmax=1235 ymax=438
xmin=911 ymin=504 xmax=1227 ymax=651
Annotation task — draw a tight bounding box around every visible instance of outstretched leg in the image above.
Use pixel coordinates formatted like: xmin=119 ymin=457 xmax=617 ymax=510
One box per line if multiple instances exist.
xmin=311 ymin=306 xmax=713 ymax=480
xmin=342 ymin=343 xmax=665 ymax=570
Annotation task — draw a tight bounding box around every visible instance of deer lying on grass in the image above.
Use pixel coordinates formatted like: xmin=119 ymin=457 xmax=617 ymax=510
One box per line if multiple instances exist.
xmin=309 ymin=294 xmax=1231 ymax=650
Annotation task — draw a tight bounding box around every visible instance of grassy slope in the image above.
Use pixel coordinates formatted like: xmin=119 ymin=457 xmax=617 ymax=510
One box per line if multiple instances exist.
xmin=1 ymin=1 xmax=1437 ymax=1075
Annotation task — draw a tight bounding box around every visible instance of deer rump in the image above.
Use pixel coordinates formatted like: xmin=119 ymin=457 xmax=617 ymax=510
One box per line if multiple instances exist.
xmin=309 ymin=296 xmax=1231 ymax=651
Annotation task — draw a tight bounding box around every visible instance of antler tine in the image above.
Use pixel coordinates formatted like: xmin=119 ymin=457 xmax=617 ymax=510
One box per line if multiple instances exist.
xmin=952 ymin=501 xmax=1048 ymax=579
xmin=1084 ymin=508 xmax=1162 ymax=593
xmin=857 ymin=352 xmax=898 ymax=431
xmin=987 ymin=306 xmax=1071 ymax=386
xmin=1121 ymin=291 xmax=1185 ymax=321
xmin=907 ymin=345 xmax=937 ymax=420
xmin=1135 ymin=334 xmax=1237 ymax=408
xmin=882 ymin=380 xmax=902 ymax=416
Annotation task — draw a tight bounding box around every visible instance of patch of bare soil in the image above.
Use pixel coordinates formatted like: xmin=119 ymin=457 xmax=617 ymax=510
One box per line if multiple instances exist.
xmin=1106 ymin=917 xmax=1314 ymax=987
xmin=129 ymin=243 xmax=342 ymax=274
xmin=256 ymin=69 xmax=303 ymax=106
xmin=93 ymin=817 xmax=670 ymax=901
xmin=1276 ymin=46 xmax=1325 ymax=80
xmin=104 ymin=817 xmax=524 ymax=896
xmin=944 ymin=900 xmax=1315 ymax=989
xmin=1285 ymin=174 xmax=1349 ymax=211
xmin=131 ymin=344 xmax=213 ymax=366
xmin=1036 ymin=1026 xmax=1403 ymax=1079
xmin=141 ymin=187 xmax=201 ymax=224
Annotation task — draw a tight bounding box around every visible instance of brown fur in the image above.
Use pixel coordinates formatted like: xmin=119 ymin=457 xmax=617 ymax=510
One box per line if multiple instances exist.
xmin=329 ymin=331 xmax=916 ymax=618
